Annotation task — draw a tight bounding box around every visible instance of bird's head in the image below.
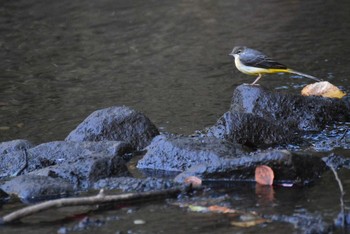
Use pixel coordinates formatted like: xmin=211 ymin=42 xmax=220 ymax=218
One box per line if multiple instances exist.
xmin=229 ymin=46 xmax=246 ymax=58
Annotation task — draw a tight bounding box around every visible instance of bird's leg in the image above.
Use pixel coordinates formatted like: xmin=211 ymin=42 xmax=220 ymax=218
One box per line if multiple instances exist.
xmin=251 ymin=74 xmax=262 ymax=85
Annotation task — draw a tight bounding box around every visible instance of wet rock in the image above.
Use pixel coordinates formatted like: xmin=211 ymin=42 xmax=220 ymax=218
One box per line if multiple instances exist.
xmin=302 ymin=123 xmax=350 ymax=152
xmin=268 ymin=213 xmax=332 ymax=234
xmin=31 ymin=153 xmax=130 ymax=189
xmin=0 ymin=175 xmax=73 ymax=202
xmin=206 ymin=111 xmax=297 ymax=148
xmin=0 ymin=139 xmax=34 ymax=155
xmin=334 ymin=211 xmax=350 ymax=228
xmin=137 ymin=134 xmax=247 ymax=172
xmin=94 ymin=177 xmax=176 ymax=192
xmin=0 ymin=141 xmax=132 ymax=180
xmin=175 ymin=150 xmax=326 ymax=186
xmin=230 ymin=85 xmax=349 ymax=131
xmin=322 ymin=154 xmax=350 ymax=169
xmin=66 ymin=106 xmax=159 ymax=150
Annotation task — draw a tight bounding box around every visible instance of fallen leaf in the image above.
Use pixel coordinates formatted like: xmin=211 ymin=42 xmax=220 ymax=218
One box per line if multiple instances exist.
xmin=231 ymin=218 xmax=269 ymax=227
xmin=208 ymin=205 xmax=238 ymax=214
xmin=301 ymin=81 xmax=346 ymax=99
xmin=255 ymin=165 xmax=274 ymax=186
xmin=188 ymin=205 xmax=208 ymax=212
xmin=184 ymin=176 xmax=202 ymax=187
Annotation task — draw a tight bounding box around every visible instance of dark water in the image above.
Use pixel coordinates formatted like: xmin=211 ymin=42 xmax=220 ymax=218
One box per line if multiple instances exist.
xmin=1 ymin=0 xmax=350 ymax=233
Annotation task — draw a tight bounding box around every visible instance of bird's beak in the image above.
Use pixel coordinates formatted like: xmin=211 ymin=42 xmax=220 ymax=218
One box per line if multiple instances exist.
xmin=229 ymin=52 xmax=235 ymax=57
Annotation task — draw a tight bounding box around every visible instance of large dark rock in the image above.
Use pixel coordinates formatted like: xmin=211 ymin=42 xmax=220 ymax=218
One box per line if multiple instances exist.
xmin=206 ymin=111 xmax=297 ymax=148
xmin=65 ymin=106 xmax=159 ymax=150
xmin=136 ymin=133 xmax=325 ymax=186
xmin=201 ymin=84 xmax=349 ymax=148
xmin=31 ymin=153 xmax=130 ymax=189
xmin=137 ymin=134 xmax=248 ymax=172
xmin=0 ymin=139 xmax=34 ymax=155
xmin=230 ymin=85 xmax=349 ymax=131
xmin=0 ymin=175 xmax=73 ymax=202
xmin=93 ymin=177 xmax=176 ymax=192
xmin=174 ymin=150 xmax=327 ymax=186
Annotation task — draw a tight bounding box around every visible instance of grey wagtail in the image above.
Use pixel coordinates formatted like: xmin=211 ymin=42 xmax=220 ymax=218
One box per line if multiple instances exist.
xmin=229 ymin=46 xmax=321 ymax=85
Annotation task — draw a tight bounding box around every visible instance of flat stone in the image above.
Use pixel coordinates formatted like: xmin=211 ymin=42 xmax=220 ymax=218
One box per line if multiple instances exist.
xmin=93 ymin=177 xmax=176 ymax=192
xmin=31 ymin=153 xmax=130 ymax=189
xmin=0 ymin=175 xmax=73 ymax=202
xmin=137 ymin=134 xmax=247 ymax=172
xmin=27 ymin=141 xmax=132 ymax=171
xmin=175 ymin=150 xmax=326 ymax=186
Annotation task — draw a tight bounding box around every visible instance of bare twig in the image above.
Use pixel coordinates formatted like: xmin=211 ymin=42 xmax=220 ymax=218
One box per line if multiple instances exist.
xmin=0 ymin=187 xmax=187 ymax=224
xmin=329 ymin=164 xmax=346 ymax=227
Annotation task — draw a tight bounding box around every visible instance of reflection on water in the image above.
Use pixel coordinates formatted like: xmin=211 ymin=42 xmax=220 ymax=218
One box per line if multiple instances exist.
xmin=1 ymin=0 xmax=350 ymax=233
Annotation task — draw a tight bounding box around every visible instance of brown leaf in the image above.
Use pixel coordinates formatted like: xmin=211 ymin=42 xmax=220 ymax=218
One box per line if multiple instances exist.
xmin=255 ymin=165 xmax=274 ymax=186
xmin=231 ymin=218 xmax=269 ymax=227
xmin=301 ymin=81 xmax=346 ymax=99
xmin=208 ymin=205 xmax=238 ymax=214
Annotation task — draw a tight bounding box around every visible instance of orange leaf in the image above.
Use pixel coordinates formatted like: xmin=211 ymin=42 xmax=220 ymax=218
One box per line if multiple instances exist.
xmin=208 ymin=205 xmax=238 ymax=214
xmin=301 ymin=81 xmax=346 ymax=99
xmin=255 ymin=165 xmax=274 ymax=186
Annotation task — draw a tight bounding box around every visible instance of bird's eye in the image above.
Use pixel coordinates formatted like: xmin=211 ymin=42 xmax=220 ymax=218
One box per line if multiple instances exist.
xmin=236 ymin=49 xmax=242 ymax=54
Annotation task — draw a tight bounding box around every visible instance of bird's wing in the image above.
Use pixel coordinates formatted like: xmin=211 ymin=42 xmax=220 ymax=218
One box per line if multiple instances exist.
xmin=241 ymin=52 xmax=288 ymax=70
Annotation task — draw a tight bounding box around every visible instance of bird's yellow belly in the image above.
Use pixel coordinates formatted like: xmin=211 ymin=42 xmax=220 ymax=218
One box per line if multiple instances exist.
xmin=234 ymin=57 xmax=288 ymax=75
xmin=234 ymin=58 xmax=266 ymax=75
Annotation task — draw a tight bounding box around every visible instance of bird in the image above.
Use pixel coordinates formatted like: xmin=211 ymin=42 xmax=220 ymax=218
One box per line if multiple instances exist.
xmin=229 ymin=46 xmax=321 ymax=85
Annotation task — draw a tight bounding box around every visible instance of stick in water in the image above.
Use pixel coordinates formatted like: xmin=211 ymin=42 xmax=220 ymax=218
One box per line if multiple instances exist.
xmin=0 ymin=187 xmax=186 ymax=224
xmin=329 ymin=164 xmax=346 ymax=227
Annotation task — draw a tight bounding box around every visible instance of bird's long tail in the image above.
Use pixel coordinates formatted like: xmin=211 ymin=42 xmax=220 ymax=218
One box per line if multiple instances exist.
xmin=287 ymin=69 xmax=322 ymax=82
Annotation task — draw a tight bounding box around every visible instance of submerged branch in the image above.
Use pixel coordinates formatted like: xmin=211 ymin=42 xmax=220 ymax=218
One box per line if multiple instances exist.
xmin=329 ymin=164 xmax=346 ymax=227
xmin=0 ymin=186 xmax=188 ymax=224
